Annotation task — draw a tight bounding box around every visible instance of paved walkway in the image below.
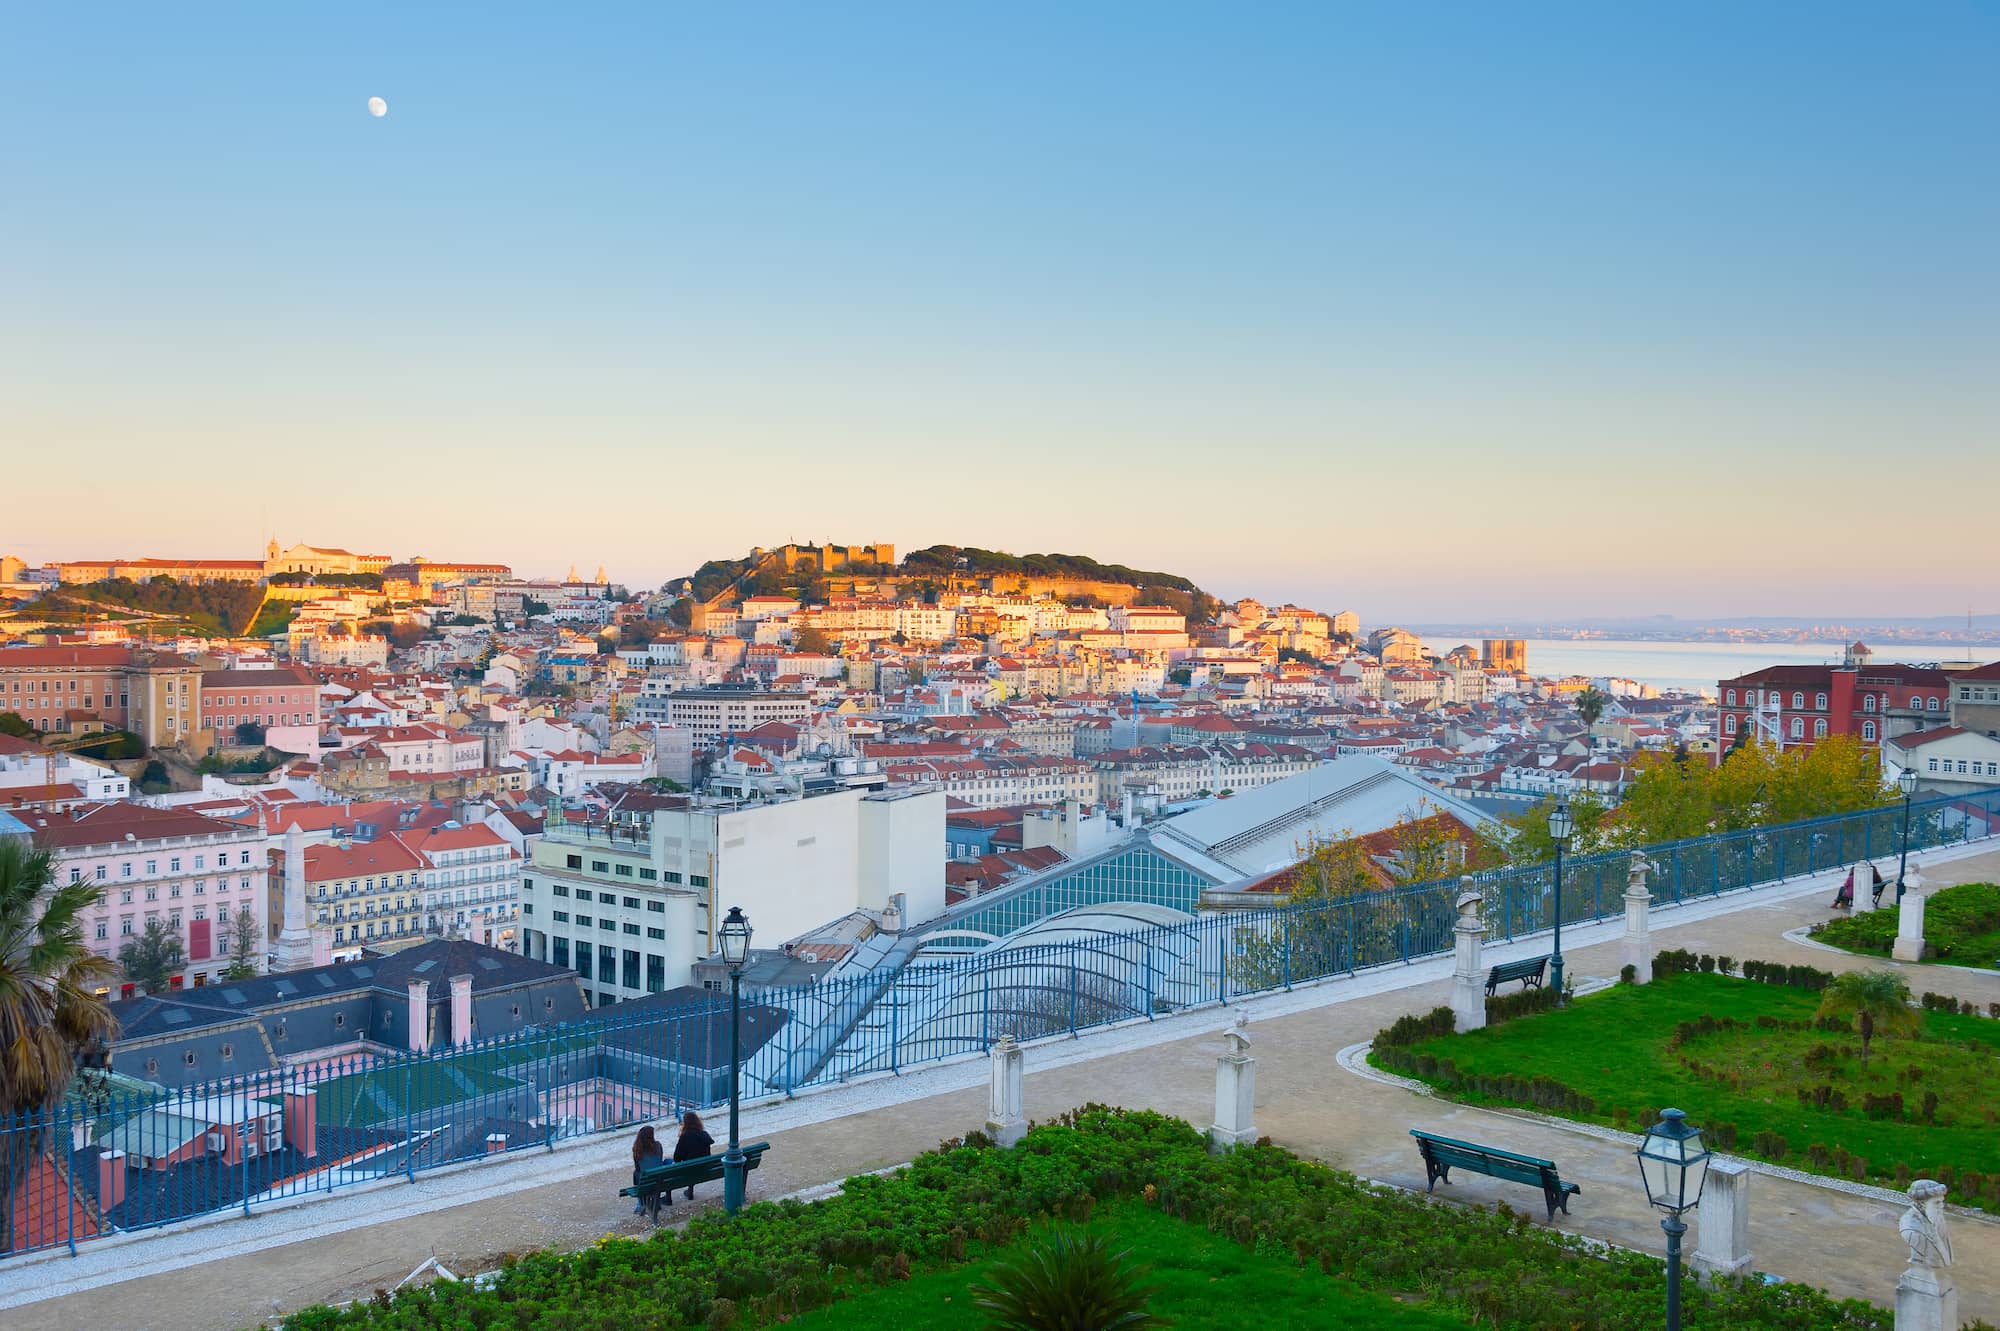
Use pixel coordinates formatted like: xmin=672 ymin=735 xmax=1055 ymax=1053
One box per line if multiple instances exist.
xmin=5 ymin=845 xmax=1998 ymax=1331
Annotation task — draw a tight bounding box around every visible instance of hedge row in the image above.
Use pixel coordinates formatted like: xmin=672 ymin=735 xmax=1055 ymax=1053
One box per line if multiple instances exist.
xmin=277 ymin=1107 xmax=1951 ymax=1331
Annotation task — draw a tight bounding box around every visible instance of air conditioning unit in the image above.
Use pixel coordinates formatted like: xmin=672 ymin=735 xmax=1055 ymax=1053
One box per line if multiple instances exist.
xmin=798 ymin=951 xmax=820 ymax=964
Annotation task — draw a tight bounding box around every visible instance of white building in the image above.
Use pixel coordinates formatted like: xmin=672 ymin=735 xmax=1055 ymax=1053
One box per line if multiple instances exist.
xmin=0 ymin=736 xmax=130 ymax=806
xmin=521 ymin=785 xmax=944 ymax=1007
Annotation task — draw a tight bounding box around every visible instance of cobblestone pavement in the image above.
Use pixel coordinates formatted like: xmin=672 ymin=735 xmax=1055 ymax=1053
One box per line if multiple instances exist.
xmin=5 ymin=847 xmax=1996 ymax=1331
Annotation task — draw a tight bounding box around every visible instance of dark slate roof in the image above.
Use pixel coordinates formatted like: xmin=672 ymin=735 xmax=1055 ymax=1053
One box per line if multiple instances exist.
xmin=584 ymin=987 xmax=790 ymax=1069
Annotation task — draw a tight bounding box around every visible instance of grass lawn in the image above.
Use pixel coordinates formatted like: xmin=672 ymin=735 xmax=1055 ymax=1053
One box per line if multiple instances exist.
xmin=1810 ymin=882 xmax=2000 ymax=971
xmin=783 ymin=1201 xmax=1472 ymax=1331
xmin=1375 ymin=972 xmax=2000 ymax=1210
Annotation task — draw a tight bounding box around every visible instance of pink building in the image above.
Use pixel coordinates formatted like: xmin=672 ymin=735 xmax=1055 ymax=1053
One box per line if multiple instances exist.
xmin=27 ymin=803 xmax=270 ymax=995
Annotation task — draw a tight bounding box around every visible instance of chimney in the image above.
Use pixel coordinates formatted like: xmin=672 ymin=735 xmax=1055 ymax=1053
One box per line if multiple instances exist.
xmin=484 ymin=1132 xmax=508 ymax=1155
xmin=282 ymin=1088 xmax=319 ymax=1158
xmin=98 ymin=1150 xmax=127 ymax=1207
xmin=407 ymin=979 xmax=431 ymax=1053
xmin=450 ymin=973 xmax=473 ymax=1046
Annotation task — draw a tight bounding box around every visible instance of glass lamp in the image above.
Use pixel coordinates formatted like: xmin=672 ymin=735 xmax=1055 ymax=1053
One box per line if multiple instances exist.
xmin=719 ymin=905 xmax=752 ymax=966
xmin=1637 ymin=1108 xmax=1711 ymax=1214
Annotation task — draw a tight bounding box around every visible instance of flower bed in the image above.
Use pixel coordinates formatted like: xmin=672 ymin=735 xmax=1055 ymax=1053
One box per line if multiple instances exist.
xmin=1371 ymin=969 xmax=2000 ymax=1210
xmin=275 ymin=1106 xmax=1938 ymax=1331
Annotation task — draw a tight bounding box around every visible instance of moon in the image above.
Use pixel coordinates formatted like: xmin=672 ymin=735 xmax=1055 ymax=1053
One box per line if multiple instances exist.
xmin=367 ymin=96 xmax=387 ymax=118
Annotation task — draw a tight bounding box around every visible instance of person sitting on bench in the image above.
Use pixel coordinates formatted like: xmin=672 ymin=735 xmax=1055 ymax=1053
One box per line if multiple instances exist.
xmin=1869 ymin=863 xmax=1886 ymax=907
xmin=1832 ymin=868 xmax=1854 ymax=910
xmin=671 ymin=1110 xmax=715 ymax=1204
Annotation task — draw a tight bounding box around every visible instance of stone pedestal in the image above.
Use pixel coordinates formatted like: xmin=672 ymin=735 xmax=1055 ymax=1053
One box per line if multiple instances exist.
xmin=1893 ymin=880 xmax=1928 ymax=963
xmin=1692 ymin=1160 xmax=1752 ymax=1278
xmin=1896 ymin=1265 xmax=1958 ymax=1331
xmin=1449 ymin=881 xmax=1488 ymax=1032
xmin=983 ymin=1035 xmax=1026 ymax=1148
xmin=1619 ymin=855 xmax=1655 ymax=983
xmin=1850 ymin=861 xmax=1878 ymax=915
xmin=1209 ymin=1049 xmax=1257 ymax=1151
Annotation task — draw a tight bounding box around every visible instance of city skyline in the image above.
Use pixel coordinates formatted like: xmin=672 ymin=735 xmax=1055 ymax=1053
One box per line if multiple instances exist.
xmin=7 ymin=3 xmax=1997 ymax=620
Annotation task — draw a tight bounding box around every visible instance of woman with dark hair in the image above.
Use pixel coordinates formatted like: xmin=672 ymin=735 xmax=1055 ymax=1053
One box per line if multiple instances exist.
xmin=632 ymin=1124 xmax=665 ymax=1218
xmin=672 ymin=1110 xmax=715 ymax=1202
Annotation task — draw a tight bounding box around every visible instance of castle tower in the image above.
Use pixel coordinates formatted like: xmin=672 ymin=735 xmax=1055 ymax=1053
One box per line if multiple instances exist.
xmin=594 ymin=564 xmax=607 ymax=584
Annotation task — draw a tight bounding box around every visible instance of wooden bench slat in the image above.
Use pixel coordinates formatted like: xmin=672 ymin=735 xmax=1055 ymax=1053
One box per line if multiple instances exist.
xmin=1409 ymin=1129 xmax=1579 ymax=1223
xmin=621 ymin=1142 xmax=771 ymax=1201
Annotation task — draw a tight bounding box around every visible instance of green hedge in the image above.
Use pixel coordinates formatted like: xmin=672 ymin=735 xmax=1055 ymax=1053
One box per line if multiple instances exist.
xmin=274 ymin=1107 xmax=1949 ymax=1331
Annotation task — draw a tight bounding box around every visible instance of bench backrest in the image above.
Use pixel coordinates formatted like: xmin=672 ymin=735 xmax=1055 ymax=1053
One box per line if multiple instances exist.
xmin=1412 ymin=1130 xmax=1558 ymax=1175
xmin=1488 ymin=957 xmax=1546 ymax=980
xmin=638 ymin=1141 xmax=771 ymax=1181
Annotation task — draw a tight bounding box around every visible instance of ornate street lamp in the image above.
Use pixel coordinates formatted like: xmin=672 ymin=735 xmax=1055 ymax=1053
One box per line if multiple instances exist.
xmin=1896 ymin=769 xmax=1918 ymax=903
xmin=718 ymin=905 xmax=753 ymax=1215
xmin=1547 ymin=794 xmax=1574 ymax=1003
xmin=1637 ymin=1108 xmax=1712 ymax=1331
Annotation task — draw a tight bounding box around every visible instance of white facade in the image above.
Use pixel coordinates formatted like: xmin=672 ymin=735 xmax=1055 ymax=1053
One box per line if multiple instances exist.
xmin=521 ymin=786 xmax=945 ymax=1006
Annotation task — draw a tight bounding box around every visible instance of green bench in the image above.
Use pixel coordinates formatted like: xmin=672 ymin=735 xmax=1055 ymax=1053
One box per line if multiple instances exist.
xmin=1485 ymin=955 xmax=1548 ymax=997
xmin=620 ymin=1142 xmax=771 ymax=1217
xmin=1409 ymin=1129 xmax=1580 ymax=1222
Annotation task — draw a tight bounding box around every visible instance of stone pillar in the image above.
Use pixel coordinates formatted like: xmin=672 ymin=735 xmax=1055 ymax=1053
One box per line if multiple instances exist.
xmin=1850 ymin=861 xmax=1878 ymax=915
xmin=1894 ymin=1180 xmax=1956 ymax=1331
xmin=1619 ymin=854 xmax=1654 ymax=983
xmin=984 ymin=1034 xmax=1026 ymax=1148
xmin=1692 ymin=1159 xmax=1752 ymax=1277
xmin=1209 ymin=1013 xmax=1257 ymax=1152
xmin=1893 ymin=869 xmax=1927 ymax=963
xmin=1449 ymin=882 xmax=1487 ymax=1032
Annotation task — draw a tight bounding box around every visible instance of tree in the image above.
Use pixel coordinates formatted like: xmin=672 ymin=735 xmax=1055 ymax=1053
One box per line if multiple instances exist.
xmin=138 ymin=760 xmax=170 ymax=794
xmin=1501 ymin=791 xmax=1614 ymax=864
xmin=662 ymin=599 xmax=691 ymax=628
xmin=1574 ymin=686 xmax=1608 ymax=728
xmin=117 ymin=919 xmax=186 ymax=995
xmin=222 ymin=908 xmax=262 ymax=980
xmin=522 ymin=597 xmax=553 ymax=620
xmin=234 ymin=721 xmax=265 ymax=746
xmin=1815 ymin=969 xmax=1918 ymax=1067
xmin=0 ymin=713 xmax=33 ymax=739
xmin=0 ymin=839 xmax=119 ymax=1251
xmin=794 ymin=626 xmax=832 ymax=655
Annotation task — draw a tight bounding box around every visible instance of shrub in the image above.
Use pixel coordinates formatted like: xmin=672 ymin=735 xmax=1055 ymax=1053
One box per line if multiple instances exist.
xmin=1716 ymin=955 xmax=1736 ymax=975
xmin=968 ymin=1223 xmax=1163 ymax=1331
xmin=1376 ymin=1006 xmax=1456 ymax=1049
xmin=1485 ymin=984 xmax=1558 ymax=1024
xmin=1751 ymin=1130 xmax=1789 ymax=1161
xmin=1620 ymin=964 xmax=1637 ymax=985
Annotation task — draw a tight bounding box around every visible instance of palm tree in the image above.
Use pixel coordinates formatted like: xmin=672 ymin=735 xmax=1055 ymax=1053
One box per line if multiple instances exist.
xmin=1 ymin=837 xmax=120 ymax=1251
xmin=1815 ymin=969 xmax=1918 ymax=1067
xmin=1575 ymin=686 xmax=1609 ymax=728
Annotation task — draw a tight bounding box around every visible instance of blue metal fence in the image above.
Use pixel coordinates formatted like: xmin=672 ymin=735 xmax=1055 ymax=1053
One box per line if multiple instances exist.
xmin=5 ymin=787 xmax=1997 ymax=1259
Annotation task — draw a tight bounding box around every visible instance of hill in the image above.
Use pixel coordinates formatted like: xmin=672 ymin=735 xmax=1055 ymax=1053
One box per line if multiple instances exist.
xmin=668 ymin=543 xmax=1220 ymax=626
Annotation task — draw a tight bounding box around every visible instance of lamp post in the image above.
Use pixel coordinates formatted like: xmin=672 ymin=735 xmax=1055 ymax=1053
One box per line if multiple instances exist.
xmin=1547 ymin=795 xmax=1574 ymax=1004
xmin=1896 ymin=769 xmax=1918 ymax=903
xmin=718 ymin=905 xmax=752 ymax=1215
xmin=1637 ymin=1108 xmax=1712 ymax=1331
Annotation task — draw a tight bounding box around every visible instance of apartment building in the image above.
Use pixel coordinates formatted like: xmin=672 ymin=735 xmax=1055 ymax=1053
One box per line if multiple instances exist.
xmin=27 ymin=803 xmax=269 ymax=992
xmin=520 ymin=784 xmax=943 ymax=1006
xmin=879 ymin=754 xmax=1097 ymax=809
xmin=1716 ymin=643 xmax=1949 ymax=754
xmin=651 ymin=685 xmax=813 ymax=744
xmin=401 ymin=822 xmax=522 ymax=949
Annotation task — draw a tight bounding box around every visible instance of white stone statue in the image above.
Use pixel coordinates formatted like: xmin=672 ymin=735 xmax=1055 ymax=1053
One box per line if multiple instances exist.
xmin=1222 ymin=1010 xmax=1252 ymax=1055
xmin=1627 ymin=852 xmax=1656 ymax=895
xmin=1899 ymin=1180 xmax=1953 ymax=1269
xmin=1455 ymin=888 xmax=1483 ymax=921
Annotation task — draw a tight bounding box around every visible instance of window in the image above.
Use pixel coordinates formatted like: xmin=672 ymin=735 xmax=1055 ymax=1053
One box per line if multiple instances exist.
xmin=646 ymin=926 xmax=665 ymax=940
xmin=1863 ymin=720 xmax=1877 ymax=741
xmin=615 ymin=863 xmax=633 ymax=877
xmin=598 ymin=951 xmax=616 ymax=985
xmin=599 ymin=891 xmax=617 ymax=904
xmin=601 ymin=918 xmax=616 ymax=931
xmin=575 ymin=914 xmax=590 ymax=927
xmin=622 ymin=896 xmax=640 ymax=910
xmin=334 ymin=1012 xmax=346 ymax=1028
xmin=689 ymin=874 xmax=708 ymax=888
xmin=1814 ymin=719 xmax=1827 ymax=738
xmin=1790 ymin=718 xmax=1804 ymax=739
xmin=1928 ymin=697 xmax=1940 ymax=711
xmin=121 ymin=863 xmax=133 ymax=879
xmin=1724 ymin=689 xmax=1736 ymax=706
xmin=1815 ymin=692 xmax=1827 ymax=710
xmin=1959 ymin=760 xmax=1970 ymax=774
xmin=647 ymin=900 xmax=665 ymax=913
xmin=552 ymin=937 xmax=569 ymax=967
xmin=565 ymin=854 xmax=581 ymax=869
xmin=1791 ymin=692 xmax=1804 ymax=709
xmin=623 ymin=921 xmax=639 ymax=935
xmin=1724 ymin=715 xmax=1737 ymax=735
xmin=1928 ymin=758 xmax=1939 ymax=773
xmin=590 ymin=860 xmax=609 ymax=873
xmin=639 ymin=868 xmax=657 ymax=881
xmin=185 ymin=1051 xmax=198 ymax=1067
xmin=552 ymin=883 xmax=568 ymax=896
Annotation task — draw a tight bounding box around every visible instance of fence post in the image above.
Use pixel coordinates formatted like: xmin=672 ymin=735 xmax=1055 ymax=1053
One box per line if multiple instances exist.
xmin=1216 ymin=924 xmax=1228 ymax=1004
xmin=1346 ymin=900 xmax=1357 ymax=973
xmin=1777 ymin=833 xmax=1786 ymax=880
xmin=405 ymin=1055 xmax=417 ymax=1182
xmin=241 ymin=1090 xmax=253 ymax=1216
xmin=982 ymin=967 xmax=992 ymax=1048
xmin=1283 ymin=914 xmax=1294 ymax=989
xmin=1068 ymin=960 xmax=1080 ymax=1034
xmin=890 ymin=981 xmax=902 ymax=1073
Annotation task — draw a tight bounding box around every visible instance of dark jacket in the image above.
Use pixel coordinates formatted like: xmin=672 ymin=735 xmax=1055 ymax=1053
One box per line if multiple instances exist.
xmin=633 ymin=1143 xmax=664 ymax=1186
xmin=673 ymin=1125 xmax=715 ymax=1162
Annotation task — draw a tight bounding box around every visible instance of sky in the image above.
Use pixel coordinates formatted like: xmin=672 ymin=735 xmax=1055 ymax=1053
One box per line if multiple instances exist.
xmin=5 ymin=3 xmax=1997 ymax=622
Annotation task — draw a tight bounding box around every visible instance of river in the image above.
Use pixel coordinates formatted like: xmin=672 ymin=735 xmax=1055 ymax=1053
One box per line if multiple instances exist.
xmin=1420 ymin=638 xmax=1985 ymax=695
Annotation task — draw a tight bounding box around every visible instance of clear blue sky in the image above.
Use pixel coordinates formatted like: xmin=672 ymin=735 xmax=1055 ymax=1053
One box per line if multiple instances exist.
xmin=5 ymin=3 xmax=1996 ymax=621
